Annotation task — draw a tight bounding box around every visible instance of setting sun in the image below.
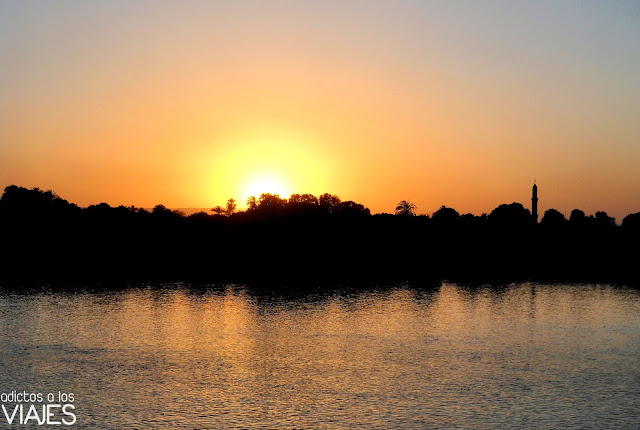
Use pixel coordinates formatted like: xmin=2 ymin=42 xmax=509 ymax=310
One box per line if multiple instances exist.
xmin=205 ymin=126 xmax=336 ymax=207
xmin=242 ymin=171 xmax=291 ymax=202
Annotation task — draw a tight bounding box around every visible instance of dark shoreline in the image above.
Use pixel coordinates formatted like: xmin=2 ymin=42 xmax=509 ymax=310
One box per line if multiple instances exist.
xmin=1 ymin=185 xmax=638 ymax=287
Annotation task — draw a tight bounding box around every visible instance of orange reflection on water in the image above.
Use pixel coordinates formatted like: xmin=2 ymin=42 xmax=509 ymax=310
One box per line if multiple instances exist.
xmin=2 ymin=283 xmax=639 ymax=428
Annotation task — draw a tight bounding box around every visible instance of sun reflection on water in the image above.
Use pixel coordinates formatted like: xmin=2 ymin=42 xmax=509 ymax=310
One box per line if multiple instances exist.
xmin=0 ymin=283 xmax=639 ymax=428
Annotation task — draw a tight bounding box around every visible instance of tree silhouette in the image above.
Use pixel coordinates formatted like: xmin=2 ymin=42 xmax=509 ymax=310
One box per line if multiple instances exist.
xmin=258 ymin=193 xmax=287 ymax=214
xmin=395 ymin=200 xmax=417 ymax=216
xmin=622 ymin=212 xmax=640 ymax=230
xmin=211 ymin=206 xmax=225 ymax=215
xmin=288 ymin=193 xmax=321 ymax=216
xmin=595 ymin=211 xmax=616 ymax=227
xmin=432 ymin=205 xmax=459 ymax=224
xmin=319 ymin=193 xmax=341 ymax=213
xmin=488 ymin=202 xmax=531 ymax=227
xmin=246 ymin=196 xmax=258 ymax=212
xmin=336 ymin=200 xmax=371 ymax=217
xmin=289 ymin=193 xmax=319 ymax=206
xmin=226 ymin=198 xmax=237 ymax=216
xmin=570 ymin=209 xmax=586 ymax=225
xmin=460 ymin=213 xmax=486 ymax=226
xmin=541 ymin=208 xmax=566 ymax=226
xmin=152 ymin=204 xmax=171 ymax=215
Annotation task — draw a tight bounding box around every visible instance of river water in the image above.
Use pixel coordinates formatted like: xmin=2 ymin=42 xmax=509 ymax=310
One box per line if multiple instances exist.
xmin=0 ymin=282 xmax=639 ymax=429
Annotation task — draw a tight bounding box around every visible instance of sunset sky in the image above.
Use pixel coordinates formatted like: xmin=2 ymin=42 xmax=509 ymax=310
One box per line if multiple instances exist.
xmin=1 ymin=1 xmax=639 ymax=220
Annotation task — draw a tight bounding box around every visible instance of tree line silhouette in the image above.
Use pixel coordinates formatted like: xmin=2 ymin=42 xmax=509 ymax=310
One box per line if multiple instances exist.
xmin=0 ymin=185 xmax=638 ymax=283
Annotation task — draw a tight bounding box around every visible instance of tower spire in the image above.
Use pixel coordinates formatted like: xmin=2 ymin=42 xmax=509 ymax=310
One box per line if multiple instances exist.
xmin=531 ymin=181 xmax=538 ymax=223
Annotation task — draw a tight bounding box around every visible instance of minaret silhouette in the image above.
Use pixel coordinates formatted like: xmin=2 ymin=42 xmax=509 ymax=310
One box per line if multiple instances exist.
xmin=531 ymin=181 xmax=538 ymax=223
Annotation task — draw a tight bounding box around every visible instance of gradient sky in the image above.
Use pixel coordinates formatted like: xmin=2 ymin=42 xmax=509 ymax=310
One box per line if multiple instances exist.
xmin=1 ymin=1 xmax=639 ymax=220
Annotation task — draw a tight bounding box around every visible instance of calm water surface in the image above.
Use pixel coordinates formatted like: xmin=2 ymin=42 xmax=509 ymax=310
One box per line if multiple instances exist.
xmin=0 ymin=282 xmax=639 ymax=429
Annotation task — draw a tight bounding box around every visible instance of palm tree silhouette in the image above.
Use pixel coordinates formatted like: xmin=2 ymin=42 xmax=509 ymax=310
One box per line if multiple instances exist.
xmin=246 ymin=196 xmax=258 ymax=211
xmin=226 ymin=198 xmax=237 ymax=216
xmin=395 ymin=200 xmax=417 ymax=216
xmin=211 ymin=206 xmax=225 ymax=215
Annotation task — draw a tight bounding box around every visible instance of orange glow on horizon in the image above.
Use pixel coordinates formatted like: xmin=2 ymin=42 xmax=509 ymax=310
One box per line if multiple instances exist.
xmin=1 ymin=2 xmax=638 ymax=220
